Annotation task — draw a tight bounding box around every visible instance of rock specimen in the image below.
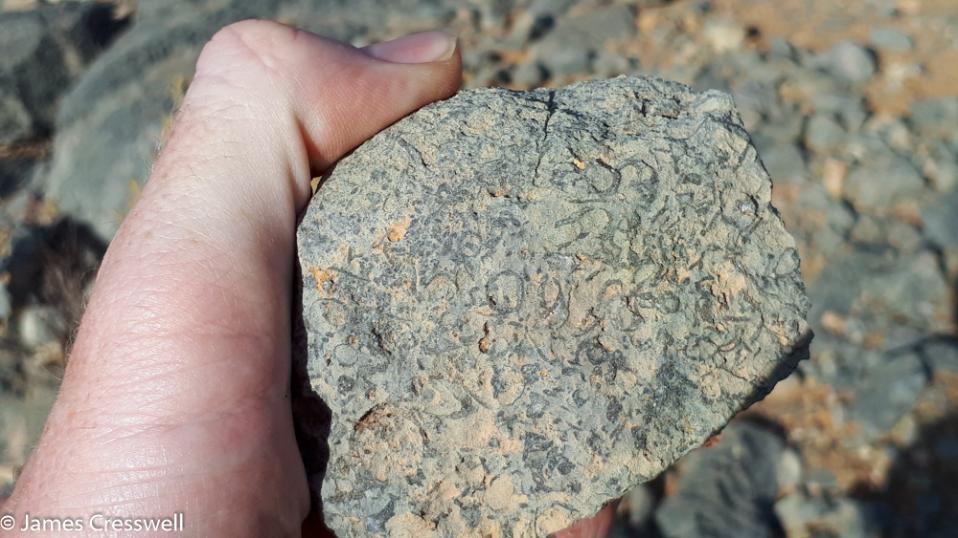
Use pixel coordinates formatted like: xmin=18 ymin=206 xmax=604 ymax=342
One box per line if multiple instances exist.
xmin=296 ymin=76 xmax=811 ymax=537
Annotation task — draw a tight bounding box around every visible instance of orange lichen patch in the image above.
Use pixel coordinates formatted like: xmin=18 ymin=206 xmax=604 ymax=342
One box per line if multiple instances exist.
xmin=309 ymin=266 xmax=335 ymax=293
xmin=572 ymin=157 xmax=587 ymax=170
xmin=746 ymin=376 xmax=893 ymax=490
xmin=387 ymin=216 xmax=413 ymax=242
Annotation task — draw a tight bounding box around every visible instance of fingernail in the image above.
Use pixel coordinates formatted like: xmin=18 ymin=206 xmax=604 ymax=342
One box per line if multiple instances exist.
xmin=364 ymin=31 xmax=457 ymax=63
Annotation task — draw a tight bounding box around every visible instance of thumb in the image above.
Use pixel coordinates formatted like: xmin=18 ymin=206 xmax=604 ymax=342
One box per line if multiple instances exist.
xmin=7 ymin=20 xmax=461 ymax=535
xmin=184 ymin=21 xmax=463 ymax=209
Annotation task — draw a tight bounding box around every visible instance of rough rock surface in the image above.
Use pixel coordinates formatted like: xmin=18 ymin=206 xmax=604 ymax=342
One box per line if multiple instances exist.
xmin=297 ymin=76 xmax=811 ymax=537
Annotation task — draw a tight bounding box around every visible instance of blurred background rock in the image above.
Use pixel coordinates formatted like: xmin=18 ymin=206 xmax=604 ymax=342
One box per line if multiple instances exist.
xmin=0 ymin=0 xmax=955 ymax=536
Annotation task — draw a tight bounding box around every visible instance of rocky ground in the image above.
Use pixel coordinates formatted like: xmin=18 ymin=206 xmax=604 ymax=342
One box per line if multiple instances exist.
xmin=0 ymin=0 xmax=955 ymax=536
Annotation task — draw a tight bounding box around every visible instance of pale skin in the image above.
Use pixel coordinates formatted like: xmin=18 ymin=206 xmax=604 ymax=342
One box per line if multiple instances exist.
xmin=2 ymin=21 xmax=615 ymax=537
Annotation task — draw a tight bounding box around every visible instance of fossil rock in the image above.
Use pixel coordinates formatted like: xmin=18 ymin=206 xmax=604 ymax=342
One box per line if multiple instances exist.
xmin=296 ymin=76 xmax=811 ymax=537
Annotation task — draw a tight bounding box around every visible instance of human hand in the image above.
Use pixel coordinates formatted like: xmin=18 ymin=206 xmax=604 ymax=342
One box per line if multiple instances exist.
xmin=3 ymin=21 xmax=614 ymax=537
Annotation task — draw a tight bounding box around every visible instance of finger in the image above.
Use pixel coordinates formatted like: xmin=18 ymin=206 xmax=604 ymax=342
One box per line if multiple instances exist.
xmin=8 ymin=20 xmax=462 ymax=536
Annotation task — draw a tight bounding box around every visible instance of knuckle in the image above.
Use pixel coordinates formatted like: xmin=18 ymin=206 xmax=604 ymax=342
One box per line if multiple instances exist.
xmin=196 ymin=18 xmax=297 ymax=82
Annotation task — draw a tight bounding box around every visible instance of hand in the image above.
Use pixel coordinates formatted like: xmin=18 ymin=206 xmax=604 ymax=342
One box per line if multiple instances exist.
xmin=3 ymin=21 xmax=614 ymax=537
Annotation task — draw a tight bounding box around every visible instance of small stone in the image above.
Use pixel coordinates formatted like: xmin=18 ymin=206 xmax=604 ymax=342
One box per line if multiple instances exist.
xmin=757 ymin=141 xmax=807 ymax=183
xmin=869 ymin=27 xmax=913 ymax=52
xmin=768 ymin=38 xmax=797 ymax=62
xmin=16 ymin=305 xmax=63 ymax=348
xmin=923 ymin=143 xmax=958 ymax=192
xmin=776 ymin=492 xmax=881 ymax=538
xmin=776 ymin=448 xmax=803 ymax=495
xmin=620 ymin=484 xmax=656 ymax=528
xmin=510 ymin=61 xmax=547 ymax=89
xmin=804 ymin=114 xmax=846 ymax=153
xmin=846 ymin=352 xmax=926 ymax=441
xmin=703 ymin=18 xmax=745 ymax=53
xmin=821 ymin=158 xmax=847 ymax=199
xmin=843 ymin=154 xmax=925 ymax=210
xmin=909 ymin=98 xmax=958 ymax=140
xmin=297 ymin=77 xmax=811 ymax=537
xmin=816 ymin=41 xmax=876 ymax=83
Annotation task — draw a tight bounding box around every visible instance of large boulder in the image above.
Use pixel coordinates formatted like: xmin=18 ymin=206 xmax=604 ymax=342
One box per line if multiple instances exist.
xmin=0 ymin=1 xmax=128 ymax=146
xmin=296 ymin=76 xmax=812 ymax=537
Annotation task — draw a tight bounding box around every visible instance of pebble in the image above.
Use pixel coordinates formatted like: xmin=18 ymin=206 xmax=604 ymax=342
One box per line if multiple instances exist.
xmin=869 ymin=26 xmax=913 ymax=52
xmin=843 ymin=154 xmax=925 ymax=210
xmin=757 ymin=141 xmax=807 ymax=183
xmin=846 ymin=352 xmax=926 ymax=442
xmin=817 ymin=41 xmax=877 ymax=83
xmin=804 ymin=113 xmax=846 ymax=153
xmin=16 ymin=305 xmax=62 ymax=349
xmin=703 ymin=18 xmax=744 ymax=52
xmin=776 ymin=493 xmax=880 ymax=538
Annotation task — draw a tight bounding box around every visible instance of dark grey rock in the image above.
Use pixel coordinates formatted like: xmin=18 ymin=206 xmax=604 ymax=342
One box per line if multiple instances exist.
xmin=654 ymin=422 xmax=787 ymax=538
xmin=0 ymin=2 xmax=129 ymax=144
xmin=42 ymin=0 xmax=282 ymax=241
xmin=846 ymin=352 xmax=926 ymax=441
xmin=808 ymin=250 xmax=947 ymax=355
xmin=297 ymin=76 xmax=811 ymax=536
xmin=754 ymin=139 xmax=806 ymax=183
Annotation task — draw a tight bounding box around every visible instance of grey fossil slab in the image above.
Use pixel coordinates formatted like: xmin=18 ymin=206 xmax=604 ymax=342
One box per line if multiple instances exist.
xmin=296 ymin=76 xmax=811 ymax=537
